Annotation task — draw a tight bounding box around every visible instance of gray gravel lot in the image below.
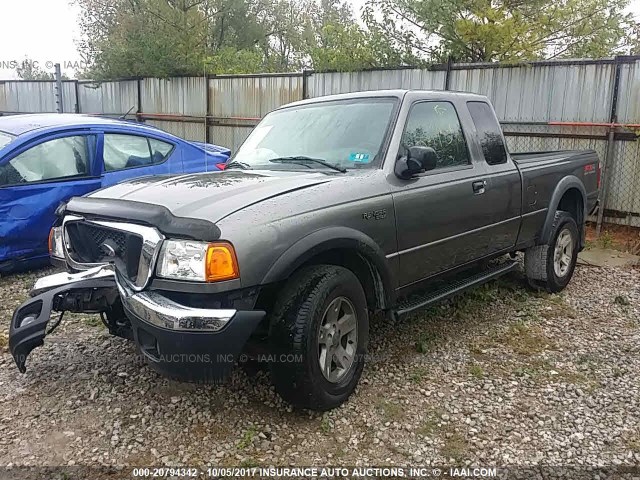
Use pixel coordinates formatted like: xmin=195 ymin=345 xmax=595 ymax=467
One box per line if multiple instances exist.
xmin=0 ymin=263 xmax=639 ymax=471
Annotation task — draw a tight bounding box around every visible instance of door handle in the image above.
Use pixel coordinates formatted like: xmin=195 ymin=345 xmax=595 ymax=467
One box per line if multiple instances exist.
xmin=472 ymin=180 xmax=487 ymax=195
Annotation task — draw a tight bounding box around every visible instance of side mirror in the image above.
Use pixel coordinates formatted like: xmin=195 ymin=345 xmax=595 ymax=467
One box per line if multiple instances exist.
xmin=394 ymin=146 xmax=438 ymax=179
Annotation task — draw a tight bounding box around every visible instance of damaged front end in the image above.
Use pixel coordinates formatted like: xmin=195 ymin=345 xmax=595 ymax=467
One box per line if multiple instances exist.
xmin=9 ymin=207 xmax=265 ymax=382
xmin=10 ymin=266 xmax=120 ymax=373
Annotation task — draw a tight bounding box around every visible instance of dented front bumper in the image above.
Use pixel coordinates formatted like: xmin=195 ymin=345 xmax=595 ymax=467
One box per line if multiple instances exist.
xmin=10 ymin=265 xmax=265 ymax=381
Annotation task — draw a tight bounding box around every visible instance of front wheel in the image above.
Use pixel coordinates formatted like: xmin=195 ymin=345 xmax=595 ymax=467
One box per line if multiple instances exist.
xmin=268 ymin=265 xmax=369 ymax=410
xmin=525 ymin=210 xmax=579 ymax=293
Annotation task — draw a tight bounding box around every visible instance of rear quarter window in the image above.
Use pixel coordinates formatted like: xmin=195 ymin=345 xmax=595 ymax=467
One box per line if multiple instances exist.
xmin=0 ymin=131 xmax=15 ymax=150
xmin=467 ymin=101 xmax=508 ymax=166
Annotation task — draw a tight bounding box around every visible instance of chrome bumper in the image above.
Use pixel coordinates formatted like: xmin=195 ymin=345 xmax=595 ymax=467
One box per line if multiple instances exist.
xmin=32 ymin=265 xmax=236 ymax=332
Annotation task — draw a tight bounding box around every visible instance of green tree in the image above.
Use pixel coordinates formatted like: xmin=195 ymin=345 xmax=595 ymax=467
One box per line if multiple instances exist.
xmin=75 ymin=0 xmax=213 ymax=78
xmin=363 ymin=0 xmax=636 ymax=63
xmin=74 ymin=0 xmax=412 ymax=77
xmin=15 ymin=58 xmax=55 ymax=80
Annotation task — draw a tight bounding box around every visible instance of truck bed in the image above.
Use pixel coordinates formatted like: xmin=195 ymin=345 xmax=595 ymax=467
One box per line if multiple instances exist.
xmin=511 ymin=150 xmax=591 ymax=165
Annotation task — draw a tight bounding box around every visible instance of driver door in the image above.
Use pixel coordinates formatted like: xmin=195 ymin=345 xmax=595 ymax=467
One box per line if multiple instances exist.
xmin=391 ymin=100 xmax=492 ymax=287
xmin=0 ymin=133 xmax=100 ymax=267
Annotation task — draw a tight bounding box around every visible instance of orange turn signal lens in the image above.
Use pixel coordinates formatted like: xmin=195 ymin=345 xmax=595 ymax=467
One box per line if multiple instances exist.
xmin=48 ymin=228 xmax=54 ymax=255
xmin=205 ymin=243 xmax=239 ymax=282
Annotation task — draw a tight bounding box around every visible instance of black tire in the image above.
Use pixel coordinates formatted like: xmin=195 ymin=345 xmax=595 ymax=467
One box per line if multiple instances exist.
xmin=268 ymin=265 xmax=369 ymax=411
xmin=524 ymin=210 xmax=579 ymax=293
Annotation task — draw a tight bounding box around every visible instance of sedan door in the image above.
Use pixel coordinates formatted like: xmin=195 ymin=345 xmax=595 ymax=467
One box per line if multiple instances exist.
xmin=0 ymin=133 xmax=100 ymax=266
xmin=100 ymin=132 xmax=177 ymax=187
xmin=390 ymin=100 xmax=498 ymax=287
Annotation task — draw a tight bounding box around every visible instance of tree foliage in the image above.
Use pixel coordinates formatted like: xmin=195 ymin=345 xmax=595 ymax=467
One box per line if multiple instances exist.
xmin=15 ymin=59 xmax=56 ymax=80
xmin=74 ymin=0 xmax=639 ymax=78
xmin=363 ymin=0 xmax=636 ymax=63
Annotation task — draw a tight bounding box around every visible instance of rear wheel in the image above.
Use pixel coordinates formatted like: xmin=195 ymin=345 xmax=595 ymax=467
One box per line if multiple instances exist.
xmin=268 ymin=265 xmax=369 ymax=410
xmin=525 ymin=210 xmax=579 ymax=293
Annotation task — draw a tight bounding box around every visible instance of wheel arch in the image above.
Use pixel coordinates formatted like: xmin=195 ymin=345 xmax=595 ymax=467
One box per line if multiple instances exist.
xmin=260 ymin=227 xmax=396 ymax=311
xmin=539 ymin=176 xmax=587 ymax=248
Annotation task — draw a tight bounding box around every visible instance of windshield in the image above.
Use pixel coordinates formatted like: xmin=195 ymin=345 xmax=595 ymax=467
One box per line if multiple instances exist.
xmin=232 ymin=98 xmax=397 ymax=170
xmin=0 ymin=131 xmax=15 ymax=150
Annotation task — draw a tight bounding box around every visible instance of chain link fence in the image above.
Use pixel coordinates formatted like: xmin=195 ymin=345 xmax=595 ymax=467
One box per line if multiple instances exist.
xmin=504 ymin=123 xmax=640 ymax=229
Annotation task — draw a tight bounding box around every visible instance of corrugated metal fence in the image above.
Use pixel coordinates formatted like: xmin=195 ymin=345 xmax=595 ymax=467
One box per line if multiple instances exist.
xmin=1 ymin=56 xmax=640 ymax=229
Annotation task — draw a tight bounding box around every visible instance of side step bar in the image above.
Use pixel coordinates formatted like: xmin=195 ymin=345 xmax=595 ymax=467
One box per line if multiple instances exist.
xmin=394 ymin=261 xmax=519 ymax=317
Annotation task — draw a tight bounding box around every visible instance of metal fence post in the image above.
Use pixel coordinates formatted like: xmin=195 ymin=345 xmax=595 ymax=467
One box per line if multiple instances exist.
xmin=302 ymin=70 xmax=310 ymax=100
xmin=136 ymin=78 xmax=143 ymax=122
xmin=54 ymin=63 xmax=64 ymax=113
xmin=205 ymin=74 xmax=211 ymax=144
xmin=596 ymin=56 xmax=622 ymax=236
xmin=444 ymin=56 xmax=453 ymax=91
xmin=74 ymin=80 xmax=80 ymax=113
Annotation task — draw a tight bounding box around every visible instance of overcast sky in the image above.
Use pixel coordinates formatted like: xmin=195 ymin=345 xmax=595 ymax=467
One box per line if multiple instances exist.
xmin=0 ymin=0 xmax=639 ymax=79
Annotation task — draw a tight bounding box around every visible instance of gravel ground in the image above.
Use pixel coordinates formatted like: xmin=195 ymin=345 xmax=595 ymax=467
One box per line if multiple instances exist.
xmin=0 ymin=263 xmax=639 ymax=473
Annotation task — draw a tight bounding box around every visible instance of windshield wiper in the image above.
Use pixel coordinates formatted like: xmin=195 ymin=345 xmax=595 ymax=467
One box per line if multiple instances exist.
xmin=225 ymin=160 xmax=252 ymax=170
xmin=269 ymin=156 xmax=347 ymax=173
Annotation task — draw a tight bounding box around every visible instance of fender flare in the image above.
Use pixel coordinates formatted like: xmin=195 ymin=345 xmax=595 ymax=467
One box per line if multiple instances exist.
xmin=261 ymin=226 xmax=396 ymax=308
xmin=539 ymin=175 xmax=587 ymax=246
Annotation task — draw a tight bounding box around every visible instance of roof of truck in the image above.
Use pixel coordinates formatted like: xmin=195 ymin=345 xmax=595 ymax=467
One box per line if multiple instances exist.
xmin=280 ymin=89 xmax=489 ymax=109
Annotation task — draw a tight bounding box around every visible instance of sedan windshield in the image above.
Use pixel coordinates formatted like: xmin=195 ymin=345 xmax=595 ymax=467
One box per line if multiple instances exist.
xmin=0 ymin=131 xmax=15 ymax=150
xmin=232 ymin=98 xmax=397 ymax=170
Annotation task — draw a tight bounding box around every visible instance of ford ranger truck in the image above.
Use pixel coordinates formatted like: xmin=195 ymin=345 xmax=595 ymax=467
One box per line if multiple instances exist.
xmin=10 ymin=90 xmax=599 ymax=411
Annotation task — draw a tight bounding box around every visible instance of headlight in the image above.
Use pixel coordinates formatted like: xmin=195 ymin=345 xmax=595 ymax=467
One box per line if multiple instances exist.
xmin=156 ymin=240 xmax=239 ymax=282
xmin=48 ymin=227 xmax=65 ymax=259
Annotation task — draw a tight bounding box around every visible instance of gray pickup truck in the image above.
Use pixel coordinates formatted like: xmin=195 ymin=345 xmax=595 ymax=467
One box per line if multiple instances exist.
xmin=10 ymin=90 xmax=599 ymax=410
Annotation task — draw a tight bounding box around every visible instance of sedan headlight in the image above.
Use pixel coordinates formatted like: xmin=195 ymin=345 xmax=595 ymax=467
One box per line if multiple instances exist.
xmin=156 ymin=240 xmax=239 ymax=282
xmin=48 ymin=227 xmax=65 ymax=259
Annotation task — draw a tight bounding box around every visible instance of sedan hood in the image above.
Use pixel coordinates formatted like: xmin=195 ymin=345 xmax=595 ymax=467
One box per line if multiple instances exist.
xmin=87 ymin=170 xmax=334 ymax=223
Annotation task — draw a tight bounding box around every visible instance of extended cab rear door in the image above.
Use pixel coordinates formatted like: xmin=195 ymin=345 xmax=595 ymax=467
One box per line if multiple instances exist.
xmin=465 ymin=100 xmax=522 ymax=255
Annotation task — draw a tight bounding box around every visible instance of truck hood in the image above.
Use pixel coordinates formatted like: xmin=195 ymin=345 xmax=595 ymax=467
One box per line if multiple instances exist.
xmin=88 ymin=170 xmax=335 ymax=223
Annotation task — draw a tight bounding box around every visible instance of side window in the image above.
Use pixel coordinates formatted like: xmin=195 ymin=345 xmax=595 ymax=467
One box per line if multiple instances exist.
xmin=0 ymin=135 xmax=95 ymax=186
xmin=149 ymin=138 xmax=174 ymax=163
xmin=401 ymin=101 xmax=470 ymax=170
xmin=467 ymin=101 xmax=508 ymax=165
xmin=103 ymin=134 xmax=172 ymax=172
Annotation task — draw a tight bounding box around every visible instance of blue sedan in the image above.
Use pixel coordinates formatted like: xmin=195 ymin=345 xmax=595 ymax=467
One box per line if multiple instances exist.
xmin=0 ymin=114 xmax=230 ymax=272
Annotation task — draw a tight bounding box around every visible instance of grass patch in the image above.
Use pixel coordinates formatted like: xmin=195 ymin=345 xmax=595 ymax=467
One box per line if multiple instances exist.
xmin=468 ymin=364 xmax=484 ymax=379
xmin=441 ymin=431 xmax=468 ymax=462
xmin=239 ymin=458 xmax=259 ymax=468
xmin=415 ymin=330 xmax=438 ymax=354
xmin=83 ymin=315 xmax=104 ymax=327
xmin=0 ymin=331 xmax=7 ymax=350
xmin=555 ymin=370 xmax=599 ymax=392
xmin=451 ymin=280 xmax=523 ymax=319
xmin=502 ymin=322 xmax=555 ymax=356
xmin=576 ymin=353 xmax=598 ymax=366
xmin=320 ymin=416 xmax=331 ymax=434
xmin=417 ymin=407 xmax=445 ymax=437
xmin=409 ymin=366 xmax=429 ymax=383
xmin=615 ymin=295 xmax=631 ymax=306
xmin=237 ymin=427 xmax=257 ymax=450
xmin=544 ymin=295 xmax=578 ymax=319
xmin=417 ymin=417 xmax=439 ymax=437
xmin=597 ymin=231 xmax=615 ymax=250
xmin=375 ymin=399 xmax=404 ymax=422
xmin=625 ymin=432 xmax=640 ymax=453
xmin=512 ymin=358 xmax=553 ymax=379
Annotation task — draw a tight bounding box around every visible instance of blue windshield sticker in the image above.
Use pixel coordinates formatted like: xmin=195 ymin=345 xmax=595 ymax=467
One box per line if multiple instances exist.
xmin=349 ymin=153 xmax=371 ymax=163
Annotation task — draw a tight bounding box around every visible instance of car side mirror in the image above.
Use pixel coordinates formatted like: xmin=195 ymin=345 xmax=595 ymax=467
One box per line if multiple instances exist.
xmin=394 ymin=146 xmax=438 ymax=179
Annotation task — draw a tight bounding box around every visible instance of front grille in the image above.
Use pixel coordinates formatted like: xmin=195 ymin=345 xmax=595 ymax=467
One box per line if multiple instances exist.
xmin=65 ymin=222 xmax=143 ymax=280
xmin=84 ymin=224 xmax=128 ymax=259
